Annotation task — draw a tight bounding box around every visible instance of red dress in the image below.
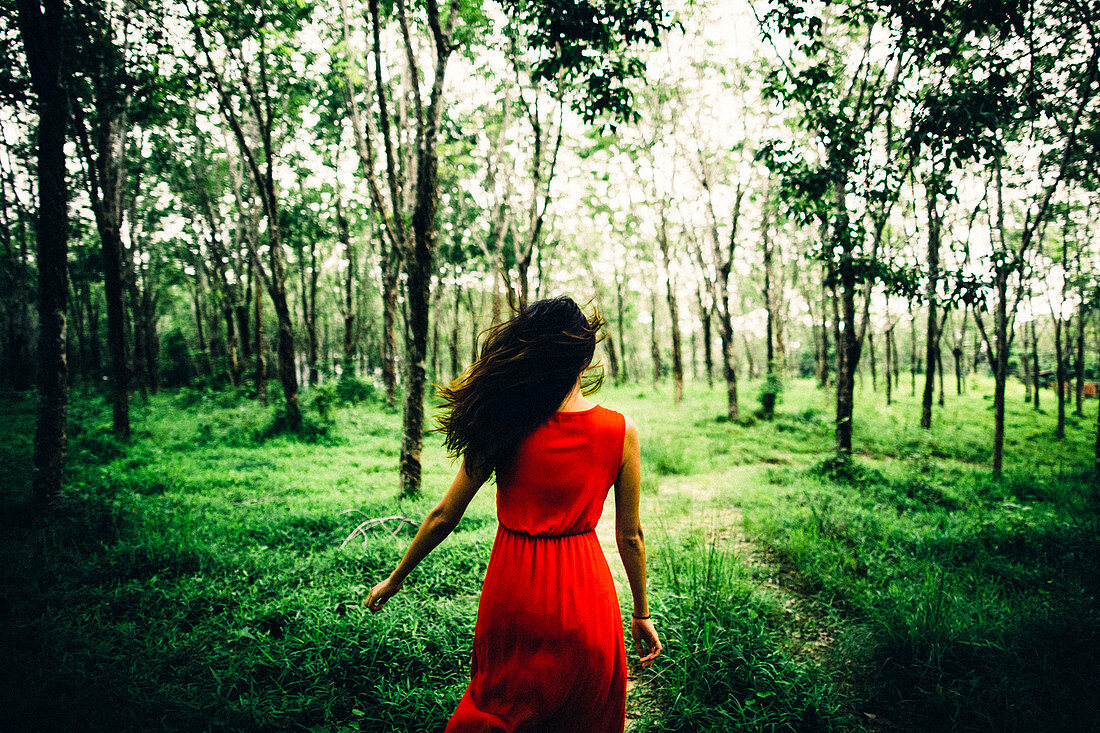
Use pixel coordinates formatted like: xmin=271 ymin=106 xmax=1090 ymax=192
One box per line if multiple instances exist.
xmin=445 ymin=404 xmax=628 ymax=733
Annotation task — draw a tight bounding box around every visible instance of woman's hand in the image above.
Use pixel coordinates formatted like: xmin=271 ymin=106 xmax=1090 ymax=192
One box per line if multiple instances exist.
xmin=630 ymin=617 xmax=662 ymax=668
xmin=365 ymin=575 xmax=403 ymax=613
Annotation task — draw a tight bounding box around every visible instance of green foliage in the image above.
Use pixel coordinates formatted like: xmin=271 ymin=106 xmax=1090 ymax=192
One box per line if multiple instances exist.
xmin=758 ymin=371 xmax=784 ymax=418
xmin=336 ymin=374 xmax=378 ymax=405
xmin=504 ymin=0 xmax=672 ymax=124
xmin=638 ymin=532 xmax=851 ymax=732
xmin=1 ymin=379 xmax=1097 ymax=731
xmin=810 ymin=454 xmax=884 ymax=486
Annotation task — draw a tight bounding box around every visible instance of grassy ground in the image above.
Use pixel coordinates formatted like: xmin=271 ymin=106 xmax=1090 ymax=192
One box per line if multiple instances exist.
xmin=1 ymin=375 xmax=1097 ymax=732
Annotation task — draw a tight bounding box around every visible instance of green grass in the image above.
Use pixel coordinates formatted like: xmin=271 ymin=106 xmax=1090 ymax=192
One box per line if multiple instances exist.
xmin=1 ymin=374 xmax=1097 ymax=731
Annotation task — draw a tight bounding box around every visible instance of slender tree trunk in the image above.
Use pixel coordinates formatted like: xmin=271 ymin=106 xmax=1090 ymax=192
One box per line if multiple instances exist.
xmin=224 ymin=305 xmax=239 ymax=386
xmin=85 ymin=282 xmax=102 ymax=378
xmin=885 ymin=325 xmax=894 ymax=405
xmin=236 ymin=304 xmax=251 ymax=361
xmin=819 ymin=277 xmax=830 ymax=389
xmin=649 ymin=286 xmax=661 ymax=387
xmin=616 ymin=273 xmax=627 ymax=384
xmin=833 ymin=175 xmax=860 ymax=456
xmin=399 ymin=21 xmax=458 ymax=497
xmin=193 ymin=263 xmax=211 ymax=376
xmin=1075 ymin=310 xmax=1085 ymax=416
xmin=743 ymin=334 xmax=757 ymax=381
xmin=888 ymin=323 xmax=897 ymax=383
xmin=697 ymin=284 xmax=713 ymax=387
xmin=1022 ymin=327 xmax=1032 ymax=403
xmin=254 ymin=259 xmax=267 ymax=404
xmin=307 ymin=237 xmax=319 ymax=386
xmin=20 ymin=0 xmax=69 ymax=505
xmin=720 ymin=314 xmax=738 ymax=420
xmin=467 ymin=289 xmax=478 ymax=365
xmin=763 ymin=203 xmax=775 ymax=372
xmin=1031 ymin=320 xmax=1040 ymax=410
xmin=100 ymin=225 xmax=130 ymax=435
xmin=868 ymin=330 xmax=877 ymax=392
xmin=381 ymin=239 xmax=399 ymax=406
xmin=910 ymin=303 xmax=918 ymax=397
xmin=936 ymin=338 xmax=945 ymax=407
xmin=1095 ymin=328 xmax=1100 ymax=474
xmin=1055 ymin=314 xmax=1066 ymax=438
xmin=658 ymin=212 xmax=683 ymax=402
xmin=449 ymin=283 xmax=461 ymax=381
xmin=992 ymin=276 xmax=1009 ymax=476
xmin=337 ymin=198 xmax=356 ymax=374
xmin=921 ymin=197 xmax=941 ymax=429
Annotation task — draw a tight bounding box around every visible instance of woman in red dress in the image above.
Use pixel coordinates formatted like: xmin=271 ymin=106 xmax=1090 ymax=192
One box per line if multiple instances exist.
xmin=365 ymin=296 xmax=661 ymax=732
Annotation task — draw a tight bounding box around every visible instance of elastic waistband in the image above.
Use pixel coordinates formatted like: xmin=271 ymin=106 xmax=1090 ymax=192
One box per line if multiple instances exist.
xmin=498 ymin=523 xmax=595 ymax=540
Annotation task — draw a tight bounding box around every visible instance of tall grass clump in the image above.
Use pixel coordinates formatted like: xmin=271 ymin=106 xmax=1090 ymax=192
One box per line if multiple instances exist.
xmin=636 ymin=530 xmax=856 ymax=732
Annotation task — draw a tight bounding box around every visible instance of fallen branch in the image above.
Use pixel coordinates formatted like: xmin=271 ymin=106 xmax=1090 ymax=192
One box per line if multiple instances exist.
xmin=339 ymin=509 xmax=420 ymax=549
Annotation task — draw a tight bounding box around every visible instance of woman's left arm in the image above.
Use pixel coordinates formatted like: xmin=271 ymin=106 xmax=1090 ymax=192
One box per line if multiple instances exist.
xmin=365 ymin=458 xmax=487 ymax=612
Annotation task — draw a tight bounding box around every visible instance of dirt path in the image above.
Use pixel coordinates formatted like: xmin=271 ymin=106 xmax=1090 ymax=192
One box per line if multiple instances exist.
xmin=595 ymin=467 xmax=838 ymax=729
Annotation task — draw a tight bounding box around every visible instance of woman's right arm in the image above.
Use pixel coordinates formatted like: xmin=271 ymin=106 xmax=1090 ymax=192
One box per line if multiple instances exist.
xmin=614 ymin=417 xmax=662 ymax=668
xmin=365 ymin=458 xmax=487 ymax=612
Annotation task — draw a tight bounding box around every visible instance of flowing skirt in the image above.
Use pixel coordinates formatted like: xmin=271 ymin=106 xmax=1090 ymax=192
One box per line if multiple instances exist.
xmin=445 ymin=525 xmax=627 ymax=733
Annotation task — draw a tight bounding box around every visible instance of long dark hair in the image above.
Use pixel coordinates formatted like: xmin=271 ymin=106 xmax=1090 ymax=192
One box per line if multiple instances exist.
xmin=436 ymin=296 xmax=605 ymax=479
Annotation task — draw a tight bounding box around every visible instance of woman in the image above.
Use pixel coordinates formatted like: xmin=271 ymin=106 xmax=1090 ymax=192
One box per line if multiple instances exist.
xmin=365 ymin=296 xmax=661 ymax=732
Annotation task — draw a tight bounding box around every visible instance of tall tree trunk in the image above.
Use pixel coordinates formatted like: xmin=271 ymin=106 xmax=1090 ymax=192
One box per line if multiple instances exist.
xmin=605 ymin=331 xmax=620 ymax=384
xmin=868 ymin=330 xmax=877 ymax=392
xmin=193 ymin=261 xmax=211 ymax=376
xmin=100 ymin=223 xmax=130 ymax=434
xmin=720 ymin=314 xmax=738 ymax=419
xmin=1075 ymin=309 xmax=1085 ymax=416
xmin=337 ymin=197 xmax=356 ymax=374
xmin=936 ymin=337 xmax=945 ymax=407
xmin=909 ymin=302 xmax=918 ymax=397
xmin=1095 ymin=328 xmax=1100 ymax=474
xmin=399 ymin=9 xmax=459 ymax=497
xmin=85 ymin=282 xmax=102 ymax=379
xmin=449 ymin=283 xmax=461 ymax=381
xmin=19 ymin=0 xmax=69 ymax=505
xmin=991 ymin=277 xmax=1010 ymax=475
xmin=833 ymin=175 xmax=861 ymax=456
xmin=920 ymin=195 xmax=941 ymax=429
xmin=1074 ymin=240 xmax=1086 ymax=416
xmin=743 ymin=334 xmax=757 ymax=381
xmin=466 ymin=289 xmax=478 ymax=365
xmin=885 ymin=325 xmax=894 ymax=405
xmin=381 ymin=238 xmax=400 ymax=406
xmin=762 ymin=197 xmax=774 ymax=372
xmin=819 ymin=276 xmax=830 ymax=389
xmin=1021 ymin=326 xmax=1032 ymax=403
xmin=616 ymin=272 xmax=627 ymax=384
xmin=1031 ymin=319 xmax=1040 ymax=409
xmin=657 ymin=212 xmax=683 ymax=402
xmin=307 ymin=236 xmax=320 ymax=386
xmin=649 ymin=286 xmax=661 ymax=387
xmin=1055 ymin=313 xmax=1066 ymax=438
xmin=254 ymin=258 xmax=267 ymax=404
xmin=697 ymin=284 xmax=713 ymax=387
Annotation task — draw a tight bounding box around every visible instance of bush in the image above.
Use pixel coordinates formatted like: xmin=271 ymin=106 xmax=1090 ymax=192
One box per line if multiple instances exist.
xmin=336 ymin=375 xmax=377 ymax=405
xmin=758 ymin=372 xmax=784 ymax=419
xmin=810 ymin=454 xmax=884 ymax=487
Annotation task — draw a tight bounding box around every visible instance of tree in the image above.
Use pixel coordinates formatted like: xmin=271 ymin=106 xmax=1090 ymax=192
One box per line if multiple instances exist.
xmin=16 ymin=0 xmax=69 ymax=505
xmin=192 ymin=0 xmax=312 ymax=430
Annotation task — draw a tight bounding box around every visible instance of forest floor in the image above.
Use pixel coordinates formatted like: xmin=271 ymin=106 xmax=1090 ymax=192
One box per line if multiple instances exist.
xmin=1 ymin=376 xmax=1098 ymax=732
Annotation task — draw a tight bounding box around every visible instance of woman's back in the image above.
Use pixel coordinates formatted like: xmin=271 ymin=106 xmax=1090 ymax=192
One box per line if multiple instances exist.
xmin=496 ymin=405 xmax=626 ymax=537
xmin=445 ymin=403 xmax=630 ymax=732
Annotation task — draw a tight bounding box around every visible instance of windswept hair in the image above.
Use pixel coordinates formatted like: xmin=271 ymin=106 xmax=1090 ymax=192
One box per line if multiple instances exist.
xmin=436 ymin=296 xmax=606 ymax=479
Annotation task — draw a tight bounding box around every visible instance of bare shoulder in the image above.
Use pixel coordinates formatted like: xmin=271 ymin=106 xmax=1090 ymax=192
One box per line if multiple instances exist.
xmin=622 ymin=414 xmax=638 ymax=437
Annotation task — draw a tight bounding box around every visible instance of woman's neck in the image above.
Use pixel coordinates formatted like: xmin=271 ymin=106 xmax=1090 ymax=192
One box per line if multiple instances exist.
xmin=557 ymin=380 xmax=595 ymax=412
